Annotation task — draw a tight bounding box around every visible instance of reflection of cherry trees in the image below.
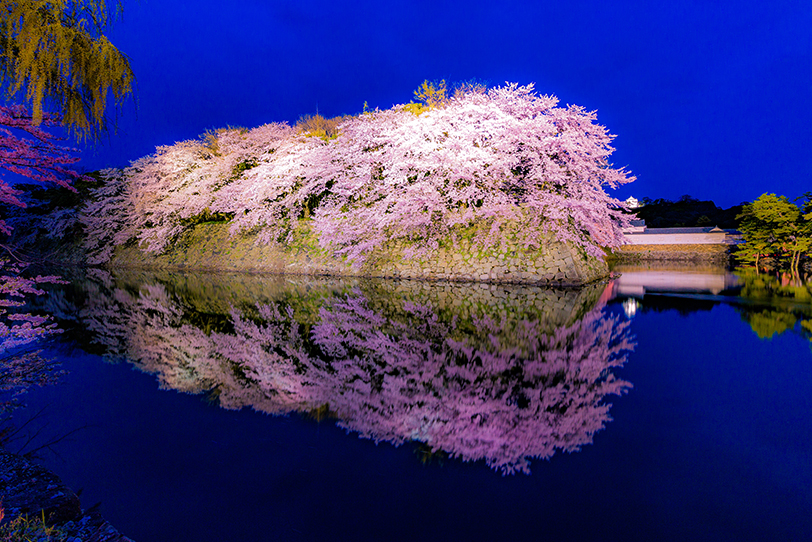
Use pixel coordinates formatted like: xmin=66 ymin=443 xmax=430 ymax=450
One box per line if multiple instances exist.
xmin=0 ymin=262 xmax=64 ymax=352
xmin=0 ymin=261 xmax=66 ymax=413
xmin=305 ymin=294 xmax=633 ymax=474
xmin=0 ymin=349 xmax=64 ymax=413
xmin=75 ymin=274 xmax=633 ymax=474
xmin=212 ymin=304 xmax=313 ymax=411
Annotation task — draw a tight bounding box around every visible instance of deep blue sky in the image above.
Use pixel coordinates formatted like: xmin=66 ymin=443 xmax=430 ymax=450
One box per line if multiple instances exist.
xmin=78 ymin=0 xmax=811 ymax=208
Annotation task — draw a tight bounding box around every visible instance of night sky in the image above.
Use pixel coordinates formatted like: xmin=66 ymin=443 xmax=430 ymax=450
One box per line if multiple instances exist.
xmin=79 ymin=0 xmax=812 ymax=209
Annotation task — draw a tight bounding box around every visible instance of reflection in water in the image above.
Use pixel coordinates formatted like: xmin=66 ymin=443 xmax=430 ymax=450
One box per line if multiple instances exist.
xmin=49 ymin=270 xmax=634 ymax=474
xmin=622 ymin=298 xmax=640 ymax=318
xmin=0 ymin=350 xmax=63 ymax=414
xmin=610 ymin=263 xmax=740 ymax=297
xmin=734 ymin=270 xmax=812 ymax=342
xmin=611 ymin=263 xmax=812 ymax=346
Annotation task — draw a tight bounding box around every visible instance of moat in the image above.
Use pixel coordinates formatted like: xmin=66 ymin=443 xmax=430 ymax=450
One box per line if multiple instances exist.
xmin=3 ymin=264 xmax=810 ymax=541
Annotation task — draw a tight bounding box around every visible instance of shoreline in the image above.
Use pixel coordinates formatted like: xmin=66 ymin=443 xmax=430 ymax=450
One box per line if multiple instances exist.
xmin=610 ymin=243 xmax=731 ymax=263
xmin=105 ymin=221 xmax=612 ymax=287
xmin=0 ymin=447 xmax=132 ymax=541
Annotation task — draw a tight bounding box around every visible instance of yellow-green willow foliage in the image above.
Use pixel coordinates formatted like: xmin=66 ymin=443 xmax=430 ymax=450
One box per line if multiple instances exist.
xmin=0 ymin=0 xmax=134 ymax=140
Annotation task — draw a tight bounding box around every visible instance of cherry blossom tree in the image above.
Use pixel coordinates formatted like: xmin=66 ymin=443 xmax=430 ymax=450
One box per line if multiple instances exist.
xmin=0 ymin=105 xmax=79 ymax=354
xmin=314 ymin=83 xmax=635 ymax=261
xmin=0 ymin=0 xmax=132 ymax=394
xmin=78 ymin=83 xmax=634 ymax=264
xmin=0 ymin=105 xmax=81 ymax=235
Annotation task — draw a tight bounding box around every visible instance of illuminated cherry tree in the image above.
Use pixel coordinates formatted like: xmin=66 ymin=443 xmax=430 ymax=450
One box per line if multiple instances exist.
xmin=79 ymin=83 xmax=634 ymax=263
xmin=314 ymin=83 xmax=634 ymax=261
xmin=0 ymin=105 xmax=79 ymax=353
xmin=0 ymin=105 xmax=80 ymax=235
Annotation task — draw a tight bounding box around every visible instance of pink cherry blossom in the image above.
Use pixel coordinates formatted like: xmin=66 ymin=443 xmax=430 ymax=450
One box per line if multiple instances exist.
xmin=0 ymin=105 xmax=80 ymax=353
xmin=79 ymin=83 xmax=634 ymax=264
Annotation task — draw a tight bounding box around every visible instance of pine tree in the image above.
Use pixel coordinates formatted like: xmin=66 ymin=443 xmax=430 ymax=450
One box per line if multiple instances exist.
xmin=737 ymin=193 xmax=811 ymax=273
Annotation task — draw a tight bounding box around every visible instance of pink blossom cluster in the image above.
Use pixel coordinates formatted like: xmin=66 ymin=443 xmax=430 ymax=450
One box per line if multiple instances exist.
xmin=80 ymin=83 xmax=633 ymax=263
xmin=305 ymin=292 xmax=633 ymax=474
xmin=0 ymin=261 xmax=66 ymax=352
xmin=76 ymin=274 xmax=633 ymax=474
xmin=0 ymin=105 xmax=80 ymax=235
xmin=0 ymin=105 xmax=79 ymax=353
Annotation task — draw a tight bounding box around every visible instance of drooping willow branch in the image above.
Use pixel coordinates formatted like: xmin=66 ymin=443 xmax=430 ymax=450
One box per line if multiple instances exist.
xmin=0 ymin=0 xmax=135 ymax=141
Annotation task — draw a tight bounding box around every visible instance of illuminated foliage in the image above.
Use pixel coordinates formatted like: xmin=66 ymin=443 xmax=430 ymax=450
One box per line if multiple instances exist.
xmin=316 ymin=83 xmax=634 ymax=262
xmin=401 ymin=79 xmax=449 ymax=115
xmin=0 ymin=0 xmax=135 ymax=140
xmin=0 ymin=104 xmax=81 ymax=234
xmin=0 ymin=106 xmax=78 ymax=355
xmin=79 ymin=83 xmax=634 ymax=263
xmin=0 ymin=1 xmax=125 ymax=409
xmin=737 ymin=193 xmax=812 ymax=273
xmin=414 ymin=79 xmax=448 ymax=107
xmin=295 ymin=113 xmax=346 ymax=141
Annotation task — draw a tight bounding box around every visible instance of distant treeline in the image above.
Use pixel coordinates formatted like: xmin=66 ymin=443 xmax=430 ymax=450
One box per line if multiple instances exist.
xmin=632 ymin=195 xmax=744 ymax=229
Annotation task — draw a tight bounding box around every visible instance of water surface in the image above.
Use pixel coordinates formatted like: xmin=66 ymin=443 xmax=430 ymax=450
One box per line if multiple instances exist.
xmin=5 ymin=265 xmax=811 ymax=541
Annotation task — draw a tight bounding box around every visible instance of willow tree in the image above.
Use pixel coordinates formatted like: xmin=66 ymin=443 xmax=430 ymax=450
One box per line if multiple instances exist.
xmin=0 ymin=1 xmax=132 ymax=356
xmin=0 ymin=0 xmax=135 ymax=140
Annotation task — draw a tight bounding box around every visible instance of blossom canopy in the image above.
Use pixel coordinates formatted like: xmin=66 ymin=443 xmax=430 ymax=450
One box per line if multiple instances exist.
xmin=81 ymin=83 xmax=634 ymax=264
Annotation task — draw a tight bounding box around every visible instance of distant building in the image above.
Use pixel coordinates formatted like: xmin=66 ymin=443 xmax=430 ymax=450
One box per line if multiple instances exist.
xmin=625 ymin=196 xmax=641 ymax=208
xmin=622 ymin=219 xmax=739 ymax=245
xmin=611 ymin=267 xmax=741 ymax=297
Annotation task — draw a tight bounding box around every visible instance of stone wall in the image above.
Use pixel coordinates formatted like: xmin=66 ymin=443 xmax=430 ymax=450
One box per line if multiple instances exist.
xmin=111 ymin=221 xmax=609 ymax=286
xmin=612 ymin=243 xmax=730 ymax=263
